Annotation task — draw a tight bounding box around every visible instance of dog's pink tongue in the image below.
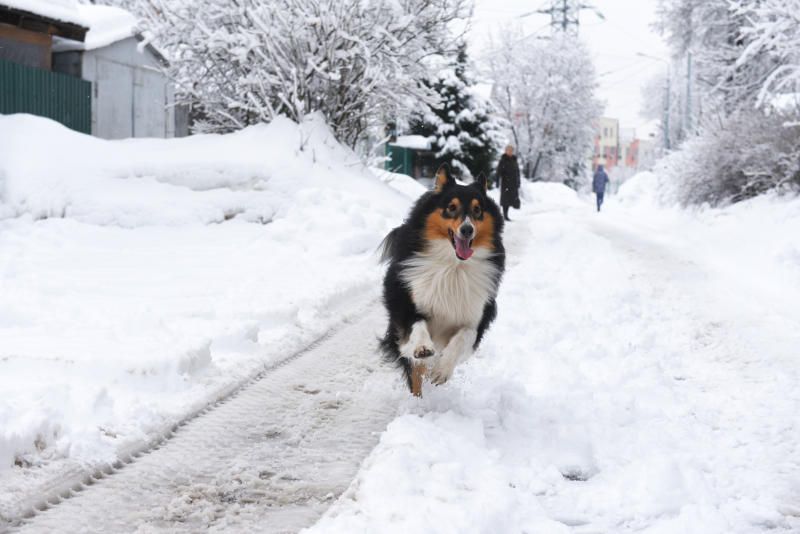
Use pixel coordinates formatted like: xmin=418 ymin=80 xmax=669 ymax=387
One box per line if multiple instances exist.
xmin=454 ymin=235 xmax=474 ymax=260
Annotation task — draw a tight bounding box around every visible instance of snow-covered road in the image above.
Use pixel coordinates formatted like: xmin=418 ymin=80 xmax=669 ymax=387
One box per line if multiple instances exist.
xmin=2 ymin=152 xmax=799 ymax=532
xmin=8 ymin=308 xmax=402 ymax=533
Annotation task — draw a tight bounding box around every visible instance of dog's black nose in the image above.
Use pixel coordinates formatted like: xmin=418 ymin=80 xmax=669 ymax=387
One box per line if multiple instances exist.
xmin=460 ymin=225 xmax=474 ymax=238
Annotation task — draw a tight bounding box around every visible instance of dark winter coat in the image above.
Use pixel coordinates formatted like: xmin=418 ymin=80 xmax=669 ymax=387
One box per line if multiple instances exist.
xmin=496 ymin=154 xmax=521 ymax=208
xmin=592 ymin=166 xmax=609 ymax=194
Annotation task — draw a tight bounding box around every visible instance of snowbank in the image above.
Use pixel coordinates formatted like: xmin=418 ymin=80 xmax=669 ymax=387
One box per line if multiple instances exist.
xmin=370 ymin=167 xmax=427 ymax=200
xmin=615 ymin=170 xmax=661 ymax=207
xmin=520 ymin=180 xmax=583 ymax=208
xmin=0 ymin=114 xmax=409 ymax=478
xmin=614 ymin=171 xmax=800 ymax=296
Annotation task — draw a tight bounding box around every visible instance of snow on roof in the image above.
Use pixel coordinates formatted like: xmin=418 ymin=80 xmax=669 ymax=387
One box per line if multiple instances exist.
xmin=51 ymin=3 xmax=138 ymax=52
xmin=390 ymin=135 xmax=432 ymax=151
xmin=0 ymin=0 xmax=85 ymax=27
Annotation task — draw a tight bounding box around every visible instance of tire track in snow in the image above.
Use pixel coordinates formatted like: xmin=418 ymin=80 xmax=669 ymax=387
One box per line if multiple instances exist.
xmin=6 ymin=306 xmax=402 ymax=533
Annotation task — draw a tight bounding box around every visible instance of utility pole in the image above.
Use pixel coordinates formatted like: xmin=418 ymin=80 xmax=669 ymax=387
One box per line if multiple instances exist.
xmin=665 ymin=70 xmax=671 ymax=150
xmin=519 ymin=1 xmax=604 ymax=35
xmin=685 ymin=51 xmax=692 ymax=135
xmin=637 ymin=53 xmax=671 ymax=152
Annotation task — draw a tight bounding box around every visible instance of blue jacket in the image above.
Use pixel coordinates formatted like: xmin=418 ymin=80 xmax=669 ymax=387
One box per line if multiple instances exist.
xmin=593 ymin=166 xmax=609 ymax=193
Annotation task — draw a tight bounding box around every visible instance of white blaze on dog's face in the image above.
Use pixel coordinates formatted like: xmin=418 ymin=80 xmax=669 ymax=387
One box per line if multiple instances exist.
xmin=426 ymin=167 xmax=497 ymax=261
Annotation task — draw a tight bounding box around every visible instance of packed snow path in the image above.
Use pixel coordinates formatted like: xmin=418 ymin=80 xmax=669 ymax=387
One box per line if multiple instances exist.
xmin=8 ymin=310 xmax=401 ymax=533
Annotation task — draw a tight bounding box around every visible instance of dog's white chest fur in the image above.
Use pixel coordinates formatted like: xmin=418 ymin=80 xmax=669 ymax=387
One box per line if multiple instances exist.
xmin=400 ymin=240 xmax=498 ymax=346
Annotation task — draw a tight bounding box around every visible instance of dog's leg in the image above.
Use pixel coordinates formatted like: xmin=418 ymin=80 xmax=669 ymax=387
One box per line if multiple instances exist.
xmin=430 ymin=328 xmax=477 ymax=385
xmin=399 ymin=320 xmax=434 ymax=396
xmin=399 ymin=320 xmax=435 ymax=361
xmin=410 ymin=362 xmax=426 ymax=397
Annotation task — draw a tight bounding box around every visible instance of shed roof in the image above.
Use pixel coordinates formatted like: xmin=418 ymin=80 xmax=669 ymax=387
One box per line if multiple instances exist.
xmin=0 ymin=0 xmax=87 ymax=40
xmin=390 ymin=135 xmax=432 ymax=151
xmin=51 ymin=3 xmax=137 ymax=52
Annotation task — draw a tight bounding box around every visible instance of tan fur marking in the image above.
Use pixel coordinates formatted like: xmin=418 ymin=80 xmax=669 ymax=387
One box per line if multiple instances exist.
xmin=411 ymin=362 xmax=426 ymax=397
xmin=424 ymin=200 xmax=461 ymax=242
xmin=434 ymin=168 xmax=450 ymax=192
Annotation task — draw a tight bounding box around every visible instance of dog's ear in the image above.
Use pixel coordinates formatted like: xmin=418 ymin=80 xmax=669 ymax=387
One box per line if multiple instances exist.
xmin=474 ymin=172 xmax=488 ymax=192
xmin=433 ymin=164 xmax=454 ymax=193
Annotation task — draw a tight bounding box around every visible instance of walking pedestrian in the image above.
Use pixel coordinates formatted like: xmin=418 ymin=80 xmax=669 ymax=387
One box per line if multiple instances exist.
xmin=496 ymin=145 xmax=521 ymax=221
xmin=592 ymin=164 xmax=610 ymax=212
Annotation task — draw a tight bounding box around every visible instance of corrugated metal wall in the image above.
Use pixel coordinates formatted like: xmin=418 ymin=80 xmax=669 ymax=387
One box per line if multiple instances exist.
xmin=0 ymin=58 xmax=91 ymax=134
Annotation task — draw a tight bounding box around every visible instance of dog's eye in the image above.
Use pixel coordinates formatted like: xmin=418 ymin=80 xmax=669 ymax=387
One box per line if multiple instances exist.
xmin=473 ymin=205 xmax=482 ymax=218
xmin=446 ymin=203 xmax=458 ymax=215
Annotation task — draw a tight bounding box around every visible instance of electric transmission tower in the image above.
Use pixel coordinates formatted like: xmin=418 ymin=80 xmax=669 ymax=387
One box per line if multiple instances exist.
xmin=520 ymin=0 xmax=604 ymax=35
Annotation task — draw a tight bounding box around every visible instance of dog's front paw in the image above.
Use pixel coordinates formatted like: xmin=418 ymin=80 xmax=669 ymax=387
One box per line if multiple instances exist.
xmin=414 ymin=345 xmax=435 ymax=359
xmin=430 ymin=358 xmax=456 ymax=385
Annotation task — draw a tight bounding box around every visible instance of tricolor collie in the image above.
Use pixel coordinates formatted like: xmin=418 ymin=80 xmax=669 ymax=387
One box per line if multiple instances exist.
xmin=379 ymin=164 xmax=505 ymax=395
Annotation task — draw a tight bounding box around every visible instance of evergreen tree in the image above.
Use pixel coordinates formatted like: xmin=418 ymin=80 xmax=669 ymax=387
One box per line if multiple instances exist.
xmin=410 ymin=44 xmax=503 ymax=180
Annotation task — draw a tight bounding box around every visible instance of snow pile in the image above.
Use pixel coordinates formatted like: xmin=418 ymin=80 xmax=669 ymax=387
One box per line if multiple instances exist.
xmin=371 ymin=167 xmax=427 ymax=200
xmin=615 ymin=171 xmax=662 ymax=207
xmin=519 ymin=180 xmax=583 ymax=208
xmin=616 ymin=172 xmax=800 ymax=295
xmin=0 ymin=114 xmax=410 ymax=478
xmin=0 ymin=113 xmax=392 ymax=227
xmin=309 ymin=182 xmax=800 ymax=533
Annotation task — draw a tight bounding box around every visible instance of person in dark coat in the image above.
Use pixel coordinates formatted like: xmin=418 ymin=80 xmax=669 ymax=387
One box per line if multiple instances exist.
xmin=496 ymin=145 xmax=520 ymax=221
xmin=592 ymin=164 xmax=610 ymax=212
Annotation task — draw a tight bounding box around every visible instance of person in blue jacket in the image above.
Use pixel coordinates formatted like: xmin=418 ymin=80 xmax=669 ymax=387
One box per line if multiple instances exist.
xmin=592 ymin=164 xmax=610 ymax=212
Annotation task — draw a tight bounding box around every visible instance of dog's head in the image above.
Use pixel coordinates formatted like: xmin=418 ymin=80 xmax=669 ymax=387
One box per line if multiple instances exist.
xmin=424 ymin=164 xmax=501 ymax=261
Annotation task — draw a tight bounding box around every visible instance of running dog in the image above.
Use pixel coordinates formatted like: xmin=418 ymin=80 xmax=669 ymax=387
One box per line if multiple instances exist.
xmin=379 ymin=164 xmax=505 ymax=395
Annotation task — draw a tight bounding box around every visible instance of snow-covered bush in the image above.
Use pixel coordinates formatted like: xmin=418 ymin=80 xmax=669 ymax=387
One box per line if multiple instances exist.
xmin=114 ymin=0 xmax=469 ymax=145
xmin=656 ymin=111 xmax=800 ymax=206
xmin=409 ymin=44 xmax=504 ymax=179
xmin=733 ymin=0 xmax=800 ymax=109
xmin=487 ymin=29 xmax=601 ymax=186
xmin=651 ymin=0 xmax=800 ymax=205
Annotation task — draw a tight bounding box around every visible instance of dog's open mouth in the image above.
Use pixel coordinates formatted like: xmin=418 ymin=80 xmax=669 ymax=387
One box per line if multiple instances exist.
xmin=448 ymin=229 xmax=474 ymax=261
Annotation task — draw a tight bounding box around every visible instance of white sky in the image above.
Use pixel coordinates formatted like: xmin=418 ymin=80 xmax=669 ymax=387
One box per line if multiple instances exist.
xmin=469 ymin=0 xmax=669 ymax=135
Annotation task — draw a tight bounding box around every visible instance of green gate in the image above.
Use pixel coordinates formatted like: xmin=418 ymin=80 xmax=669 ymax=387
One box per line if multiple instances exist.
xmin=0 ymin=59 xmax=91 ymax=134
xmin=385 ymin=144 xmax=414 ymax=176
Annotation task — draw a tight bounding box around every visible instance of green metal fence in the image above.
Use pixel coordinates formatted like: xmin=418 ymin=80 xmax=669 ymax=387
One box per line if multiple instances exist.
xmin=0 ymin=59 xmax=91 ymax=134
xmin=385 ymin=144 xmax=414 ymax=176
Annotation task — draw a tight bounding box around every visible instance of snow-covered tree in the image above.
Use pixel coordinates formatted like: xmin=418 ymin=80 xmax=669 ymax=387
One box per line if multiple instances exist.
xmin=733 ymin=0 xmax=800 ymax=109
xmin=109 ymin=0 xmax=470 ymax=146
xmin=487 ymin=28 xmax=601 ymax=185
xmin=409 ymin=44 xmax=504 ymax=179
xmin=650 ymin=0 xmax=800 ymax=205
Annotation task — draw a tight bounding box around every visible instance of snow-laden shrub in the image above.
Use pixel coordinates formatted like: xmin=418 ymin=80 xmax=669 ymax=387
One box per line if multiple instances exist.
xmin=656 ymin=110 xmax=800 ymax=206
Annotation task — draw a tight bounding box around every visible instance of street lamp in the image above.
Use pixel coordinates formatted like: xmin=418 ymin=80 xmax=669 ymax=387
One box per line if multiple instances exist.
xmin=636 ymin=52 xmax=671 ymax=151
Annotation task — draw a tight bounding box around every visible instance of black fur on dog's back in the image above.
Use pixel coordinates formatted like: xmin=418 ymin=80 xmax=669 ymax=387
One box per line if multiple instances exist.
xmin=379 ymin=171 xmax=505 ymax=391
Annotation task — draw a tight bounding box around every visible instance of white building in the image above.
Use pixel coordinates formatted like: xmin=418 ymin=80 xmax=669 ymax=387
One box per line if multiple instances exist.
xmin=50 ymin=3 xmax=184 ymax=139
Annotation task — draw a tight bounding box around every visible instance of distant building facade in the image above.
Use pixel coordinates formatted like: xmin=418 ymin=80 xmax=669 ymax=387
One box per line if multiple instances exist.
xmin=592 ymin=117 xmax=619 ymax=170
